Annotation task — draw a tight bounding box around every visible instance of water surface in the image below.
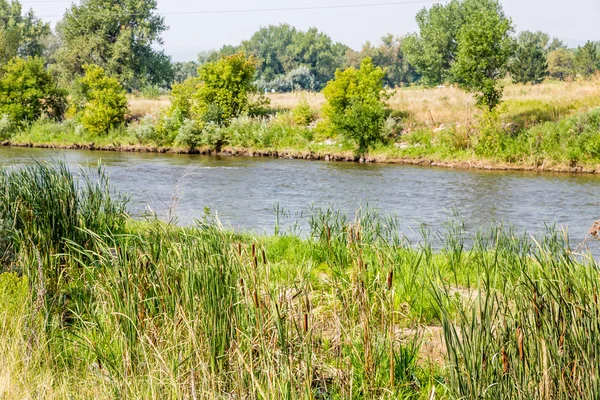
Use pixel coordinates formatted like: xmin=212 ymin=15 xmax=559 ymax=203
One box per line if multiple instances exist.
xmin=1 ymin=146 xmax=598 ymax=250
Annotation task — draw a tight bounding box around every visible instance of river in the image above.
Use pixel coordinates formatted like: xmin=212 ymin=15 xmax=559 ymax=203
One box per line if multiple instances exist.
xmin=1 ymin=146 xmax=599 ymax=251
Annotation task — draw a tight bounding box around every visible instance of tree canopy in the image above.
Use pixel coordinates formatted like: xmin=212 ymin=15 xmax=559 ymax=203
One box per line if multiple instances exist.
xmin=54 ymin=0 xmax=172 ymax=90
xmin=0 ymin=0 xmax=49 ymax=64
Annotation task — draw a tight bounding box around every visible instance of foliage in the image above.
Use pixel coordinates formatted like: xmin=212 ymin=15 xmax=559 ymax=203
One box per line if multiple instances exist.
xmin=509 ymin=31 xmax=549 ymax=84
xmin=168 ymin=53 xmax=265 ymax=129
xmin=548 ymin=48 xmax=576 ymax=80
xmin=292 ymin=98 xmax=316 ymax=126
xmin=403 ymin=1 xmax=464 ymax=86
xmin=322 ymin=57 xmax=390 ymax=153
xmin=72 ymin=64 xmax=128 ymax=135
xmin=256 ymin=66 xmax=316 ymax=93
xmin=0 ymin=56 xmax=66 ymax=125
xmin=217 ymin=24 xmax=348 ymax=90
xmin=0 ymin=0 xmax=50 ymax=64
xmin=451 ymin=6 xmax=514 ymax=110
xmin=345 ymin=34 xmax=420 ymax=87
xmin=54 ymin=0 xmax=172 ymax=90
xmin=404 ymin=0 xmax=511 ymax=89
xmin=172 ymin=60 xmax=198 ymax=83
xmin=574 ymin=41 xmax=600 ymax=78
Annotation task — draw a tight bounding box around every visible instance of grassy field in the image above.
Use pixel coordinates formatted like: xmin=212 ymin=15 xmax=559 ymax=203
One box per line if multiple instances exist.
xmin=1 ymin=162 xmax=600 ymax=398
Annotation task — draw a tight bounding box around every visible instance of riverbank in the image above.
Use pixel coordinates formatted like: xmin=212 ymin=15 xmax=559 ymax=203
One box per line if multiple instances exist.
xmin=4 ymin=137 xmax=600 ymax=174
xmin=1 ymin=162 xmax=599 ymax=398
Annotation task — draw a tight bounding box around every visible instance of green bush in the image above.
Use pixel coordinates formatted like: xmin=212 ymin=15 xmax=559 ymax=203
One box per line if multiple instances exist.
xmin=129 ymin=116 xmax=160 ymax=144
xmin=0 ymin=114 xmax=15 ymax=140
xmin=322 ymin=57 xmax=390 ymax=154
xmin=167 ymin=53 xmax=268 ymax=129
xmin=0 ymin=56 xmax=66 ymax=126
xmin=175 ymin=119 xmax=204 ymax=148
xmin=292 ymin=99 xmax=316 ymax=126
xmin=72 ymin=65 xmax=129 ymax=136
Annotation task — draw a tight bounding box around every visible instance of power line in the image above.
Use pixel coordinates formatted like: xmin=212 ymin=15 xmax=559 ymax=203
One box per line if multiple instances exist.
xmin=28 ymin=1 xmax=441 ymax=18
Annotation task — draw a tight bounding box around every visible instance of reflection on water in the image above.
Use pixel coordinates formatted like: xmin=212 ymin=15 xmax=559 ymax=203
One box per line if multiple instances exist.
xmin=1 ymin=146 xmax=599 ymax=251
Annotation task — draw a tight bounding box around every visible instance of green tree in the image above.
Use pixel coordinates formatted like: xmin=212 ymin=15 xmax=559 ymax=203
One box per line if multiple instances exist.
xmin=404 ymin=0 xmax=509 ymax=87
xmin=346 ymin=34 xmax=420 ymax=87
xmin=169 ymin=53 xmax=264 ymax=127
xmin=237 ymin=24 xmax=347 ymax=90
xmin=322 ymin=57 xmax=389 ymax=154
xmin=0 ymin=56 xmax=66 ymax=124
xmin=548 ymin=48 xmax=576 ymax=80
xmin=547 ymin=37 xmax=567 ymax=52
xmin=0 ymin=0 xmax=50 ymax=64
xmin=172 ymin=61 xmax=199 ymax=83
xmin=194 ymin=53 xmax=262 ymax=123
xmin=72 ymin=64 xmax=128 ymax=135
xmin=451 ymin=6 xmax=514 ymax=110
xmin=403 ymin=1 xmax=464 ymax=86
xmin=509 ymin=31 xmax=549 ymax=84
xmin=55 ymin=0 xmax=172 ymax=90
xmin=574 ymin=41 xmax=599 ymax=78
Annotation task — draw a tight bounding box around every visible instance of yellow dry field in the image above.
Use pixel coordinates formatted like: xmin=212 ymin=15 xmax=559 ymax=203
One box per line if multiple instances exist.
xmin=128 ymin=78 xmax=600 ymax=126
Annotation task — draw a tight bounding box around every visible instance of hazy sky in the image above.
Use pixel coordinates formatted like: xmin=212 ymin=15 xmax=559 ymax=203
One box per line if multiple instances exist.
xmin=25 ymin=0 xmax=600 ymax=61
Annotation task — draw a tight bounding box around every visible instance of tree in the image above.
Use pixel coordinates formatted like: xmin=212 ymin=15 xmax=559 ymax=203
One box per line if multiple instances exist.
xmin=509 ymin=31 xmax=549 ymax=84
xmin=55 ymin=0 xmax=172 ymax=90
xmin=322 ymin=57 xmax=389 ymax=154
xmin=172 ymin=61 xmax=199 ymax=83
xmin=403 ymin=1 xmax=464 ymax=86
xmin=237 ymin=24 xmax=347 ymax=90
xmin=547 ymin=37 xmax=567 ymax=52
xmin=0 ymin=0 xmax=50 ymax=64
xmin=452 ymin=6 xmax=514 ymax=110
xmin=0 ymin=56 xmax=66 ymax=124
xmin=404 ymin=0 xmax=509 ymax=87
xmin=71 ymin=64 xmax=128 ymax=135
xmin=547 ymin=48 xmax=576 ymax=80
xmin=346 ymin=34 xmax=419 ymax=87
xmin=169 ymin=53 xmax=264 ymax=126
xmin=575 ymin=41 xmax=599 ymax=78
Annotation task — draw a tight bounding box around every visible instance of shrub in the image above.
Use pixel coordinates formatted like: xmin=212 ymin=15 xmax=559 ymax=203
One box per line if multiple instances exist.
xmin=0 ymin=56 xmax=66 ymax=126
xmin=174 ymin=119 xmax=204 ymax=148
xmin=166 ymin=53 xmax=268 ymax=133
xmin=72 ymin=65 xmax=129 ymax=136
xmin=140 ymin=85 xmax=161 ymax=99
xmin=292 ymin=99 xmax=315 ymax=126
xmin=322 ymin=57 xmax=390 ymax=154
xmin=194 ymin=53 xmax=267 ymax=124
xmin=129 ymin=116 xmax=159 ymax=144
xmin=0 ymin=114 xmax=15 ymax=140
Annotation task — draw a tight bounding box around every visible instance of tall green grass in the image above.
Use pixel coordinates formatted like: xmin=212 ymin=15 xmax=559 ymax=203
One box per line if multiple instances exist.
xmin=1 ymin=163 xmax=599 ymax=398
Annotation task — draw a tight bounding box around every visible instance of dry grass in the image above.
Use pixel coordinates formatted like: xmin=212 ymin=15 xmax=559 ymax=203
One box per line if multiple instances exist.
xmin=126 ymin=78 xmax=600 ymax=127
xmin=127 ymin=95 xmax=170 ymax=119
xmin=268 ymin=78 xmax=600 ymax=127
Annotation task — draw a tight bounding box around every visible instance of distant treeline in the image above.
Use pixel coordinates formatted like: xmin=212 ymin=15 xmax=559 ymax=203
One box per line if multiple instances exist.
xmin=174 ymin=22 xmax=599 ymax=92
xmin=0 ymin=0 xmax=598 ymax=95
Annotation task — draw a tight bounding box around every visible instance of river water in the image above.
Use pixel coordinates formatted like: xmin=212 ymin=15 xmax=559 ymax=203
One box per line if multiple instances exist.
xmin=1 ymin=146 xmax=599 ymax=250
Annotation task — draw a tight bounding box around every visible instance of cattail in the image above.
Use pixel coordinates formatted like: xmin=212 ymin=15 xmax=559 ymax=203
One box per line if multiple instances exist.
xmin=262 ymin=249 xmax=267 ymax=265
xmin=387 ymin=269 xmax=394 ymax=291
xmin=253 ymin=290 xmax=259 ymax=308
xmin=517 ymin=327 xmax=524 ymax=361
xmin=502 ymin=347 xmax=509 ymax=373
xmin=303 ymin=313 xmax=308 ymax=333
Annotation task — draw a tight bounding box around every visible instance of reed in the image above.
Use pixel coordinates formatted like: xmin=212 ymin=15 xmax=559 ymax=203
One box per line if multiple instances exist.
xmin=1 ymin=163 xmax=599 ymax=398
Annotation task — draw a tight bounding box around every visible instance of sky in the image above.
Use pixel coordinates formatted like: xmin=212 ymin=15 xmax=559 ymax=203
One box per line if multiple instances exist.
xmin=23 ymin=0 xmax=600 ymax=62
